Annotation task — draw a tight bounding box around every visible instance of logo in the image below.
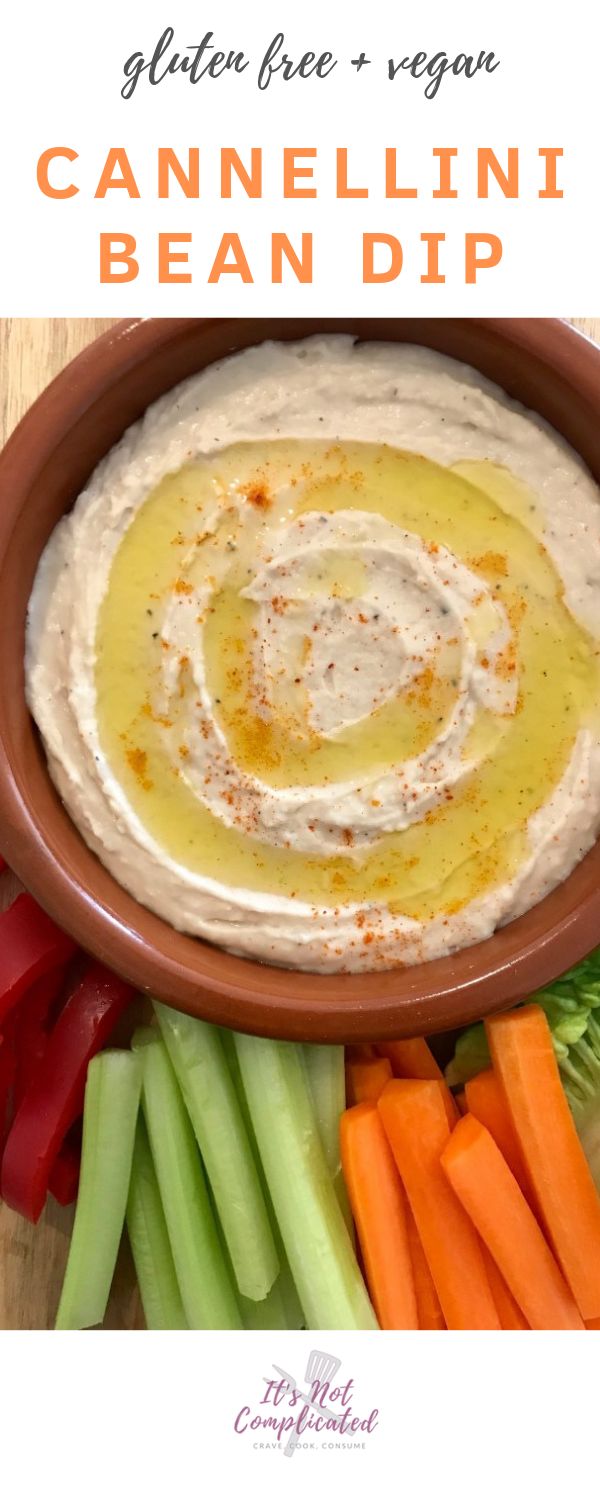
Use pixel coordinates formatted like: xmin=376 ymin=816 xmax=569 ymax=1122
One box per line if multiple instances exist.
xmin=233 ymin=1348 xmax=379 ymax=1456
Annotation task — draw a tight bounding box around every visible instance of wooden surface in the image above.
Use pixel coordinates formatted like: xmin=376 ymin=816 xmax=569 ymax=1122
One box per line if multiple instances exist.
xmin=0 ymin=320 xmax=134 ymax=1329
xmin=0 ymin=314 xmax=598 ymax=1330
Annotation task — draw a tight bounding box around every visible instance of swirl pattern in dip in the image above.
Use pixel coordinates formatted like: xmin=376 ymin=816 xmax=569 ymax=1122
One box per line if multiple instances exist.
xmin=26 ymin=339 xmax=600 ymax=971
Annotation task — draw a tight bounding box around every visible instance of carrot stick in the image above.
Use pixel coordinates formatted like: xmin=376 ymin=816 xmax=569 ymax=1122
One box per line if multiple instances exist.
xmin=486 ymin=1005 xmax=600 ymax=1321
xmin=465 ymin=1069 xmax=530 ymax=1199
xmin=376 ymin=1037 xmax=443 ymax=1080
xmin=346 ymin=1044 xmax=377 ymax=1062
xmin=455 ymin=1090 xmax=468 ymax=1116
xmin=441 ymin=1113 xmax=584 ymax=1330
xmin=378 ymin=1080 xmax=500 ymax=1330
xmin=482 ymin=1248 xmax=529 ymax=1330
xmin=405 ymin=1203 xmax=445 ymax=1329
xmin=377 ymin=1038 xmax=459 ymax=1126
xmin=340 ymin=1103 xmax=418 ymax=1330
xmin=586 ymin=1317 xmax=600 ymax=1330
xmin=347 ymin=1057 xmax=393 ymax=1106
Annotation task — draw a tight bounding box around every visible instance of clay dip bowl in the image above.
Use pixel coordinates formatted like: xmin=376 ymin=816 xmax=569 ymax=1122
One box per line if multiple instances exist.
xmin=1 ymin=318 xmax=600 ymax=1042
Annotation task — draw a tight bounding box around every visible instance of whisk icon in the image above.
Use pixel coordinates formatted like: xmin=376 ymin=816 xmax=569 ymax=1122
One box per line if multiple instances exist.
xmin=272 ymin=1349 xmax=342 ymax=1459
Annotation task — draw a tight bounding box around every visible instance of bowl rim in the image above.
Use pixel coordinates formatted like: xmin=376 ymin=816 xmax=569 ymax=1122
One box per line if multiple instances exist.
xmin=1 ymin=315 xmax=600 ymax=1042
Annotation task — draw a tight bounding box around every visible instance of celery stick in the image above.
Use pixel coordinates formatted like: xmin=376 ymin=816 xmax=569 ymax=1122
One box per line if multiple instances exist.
xmin=55 ymin=1050 xmax=142 ymax=1330
xmin=234 ymin=1034 xmax=377 ymax=1330
xmin=133 ymin=1028 xmax=241 ymax=1329
xmin=221 ymin=1027 xmax=305 ymax=1328
xmin=127 ymin=1119 xmax=188 ymax=1330
xmin=303 ymin=1045 xmax=346 ymax=1174
xmin=220 ymin=1025 xmax=248 ymax=1102
xmin=154 ymin=1001 xmax=278 ymax=1300
xmin=269 ymin=1234 xmax=305 ymax=1330
xmin=201 ymin=1163 xmax=290 ymax=1331
xmin=303 ymin=1044 xmax=353 ymax=1233
xmin=198 ymin=1070 xmax=303 ymax=1332
xmin=240 ymin=1277 xmax=291 ymax=1330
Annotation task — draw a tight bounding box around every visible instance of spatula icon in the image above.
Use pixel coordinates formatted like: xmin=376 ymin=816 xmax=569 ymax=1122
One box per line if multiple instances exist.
xmin=304 ymin=1350 xmax=342 ymax=1387
xmin=271 ymin=1349 xmax=342 ymax=1458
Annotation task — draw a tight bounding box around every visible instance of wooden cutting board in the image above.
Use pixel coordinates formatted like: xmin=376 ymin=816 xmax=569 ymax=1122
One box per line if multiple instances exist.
xmin=0 ymin=320 xmax=145 ymax=1329
xmin=0 ymin=315 xmax=597 ymax=1329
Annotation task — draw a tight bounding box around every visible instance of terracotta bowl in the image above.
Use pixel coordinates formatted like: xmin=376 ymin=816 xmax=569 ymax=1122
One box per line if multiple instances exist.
xmin=1 ymin=317 xmax=600 ymax=1042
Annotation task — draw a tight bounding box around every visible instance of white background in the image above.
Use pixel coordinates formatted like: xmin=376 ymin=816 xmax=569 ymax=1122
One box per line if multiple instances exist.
xmin=0 ymin=0 xmax=598 ymax=312
xmin=1 ymin=1329 xmax=596 ymax=1495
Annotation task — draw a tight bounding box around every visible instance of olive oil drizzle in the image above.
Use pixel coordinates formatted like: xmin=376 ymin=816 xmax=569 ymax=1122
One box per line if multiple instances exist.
xmin=95 ymin=440 xmax=599 ymax=921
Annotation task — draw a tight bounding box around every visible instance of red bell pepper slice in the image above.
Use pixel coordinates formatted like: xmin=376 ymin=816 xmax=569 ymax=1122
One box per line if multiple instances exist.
xmin=0 ymin=961 xmax=135 ymax=1222
xmin=0 ymin=854 xmax=7 ymax=874
xmin=13 ymin=967 xmax=67 ymax=1111
xmin=0 ymin=1016 xmax=17 ymax=1155
xmin=49 ymin=1139 xmax=81 ymax=1207
xmin=0 ymin=893 xmax=76 ymax=1027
